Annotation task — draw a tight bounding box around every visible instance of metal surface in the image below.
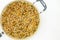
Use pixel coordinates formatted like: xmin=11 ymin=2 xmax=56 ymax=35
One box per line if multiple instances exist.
xmin=34 ymin=0 xmax=47 ymax=13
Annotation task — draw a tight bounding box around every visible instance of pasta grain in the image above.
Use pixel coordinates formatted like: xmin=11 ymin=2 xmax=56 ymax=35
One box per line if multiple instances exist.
xmin=1 ymin=1 xmax=40 ymax=39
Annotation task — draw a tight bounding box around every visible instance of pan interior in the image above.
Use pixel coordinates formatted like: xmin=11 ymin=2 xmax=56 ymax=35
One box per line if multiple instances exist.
xmin=1 ymin=1 xmax=40 ymax=39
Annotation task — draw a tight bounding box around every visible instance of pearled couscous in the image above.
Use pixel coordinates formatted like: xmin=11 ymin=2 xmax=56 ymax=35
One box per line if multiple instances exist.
xmin=1 ymin=1 xmax=40 ymax=39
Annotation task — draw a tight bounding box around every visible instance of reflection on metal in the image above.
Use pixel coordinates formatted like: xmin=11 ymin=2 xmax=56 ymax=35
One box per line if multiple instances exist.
xmin=0 ymin=33 xmax=2 ymax=37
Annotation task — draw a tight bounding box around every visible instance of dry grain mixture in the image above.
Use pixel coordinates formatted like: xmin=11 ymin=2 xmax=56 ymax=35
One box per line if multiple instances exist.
xmin=1 ymin=1 xmax=40 ymax=39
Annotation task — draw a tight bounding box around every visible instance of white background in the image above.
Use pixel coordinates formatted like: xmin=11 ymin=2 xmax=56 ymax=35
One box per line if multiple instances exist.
xmin=0 ymin=0 xmax=60 ymax=40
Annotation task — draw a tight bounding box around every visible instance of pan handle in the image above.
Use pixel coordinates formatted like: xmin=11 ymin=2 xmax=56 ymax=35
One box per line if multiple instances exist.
xmin=33 ymin=0 xmax=47 ymax=13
